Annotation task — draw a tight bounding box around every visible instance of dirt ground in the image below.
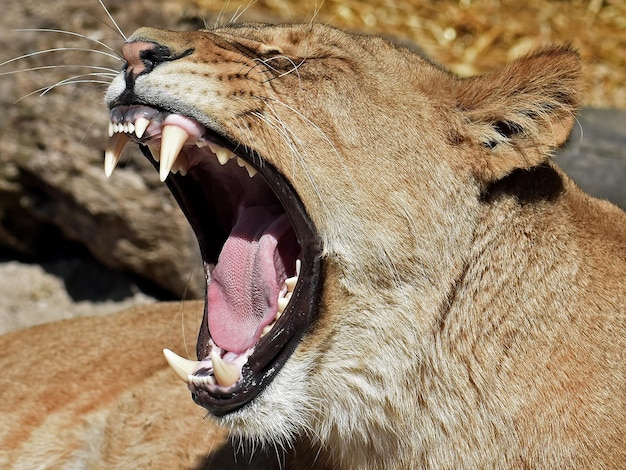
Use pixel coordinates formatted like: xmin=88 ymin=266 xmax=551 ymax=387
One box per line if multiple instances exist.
xmin=1 ymin=0 xmax=624 ymax=335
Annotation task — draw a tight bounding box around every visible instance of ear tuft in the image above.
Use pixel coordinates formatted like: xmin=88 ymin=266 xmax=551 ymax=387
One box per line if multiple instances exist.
xmin=456 ymin=45 xmax=582 ymax=182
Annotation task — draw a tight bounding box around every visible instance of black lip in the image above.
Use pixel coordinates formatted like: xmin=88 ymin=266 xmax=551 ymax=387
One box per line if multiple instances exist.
xmin=138 ymin=139 xmax=324 ymax=415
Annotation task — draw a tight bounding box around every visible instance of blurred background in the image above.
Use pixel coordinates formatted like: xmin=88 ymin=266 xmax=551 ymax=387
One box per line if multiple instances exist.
xmin=0 ymin=0 xmax=624 ymax=334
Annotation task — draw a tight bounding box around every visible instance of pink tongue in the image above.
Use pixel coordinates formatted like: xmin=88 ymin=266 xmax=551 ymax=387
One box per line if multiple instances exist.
xmin=207 ymin=206 xmax=292 ymax=354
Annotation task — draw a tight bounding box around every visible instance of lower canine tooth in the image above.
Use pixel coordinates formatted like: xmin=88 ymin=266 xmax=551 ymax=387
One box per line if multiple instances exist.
xmin=104 ymin=133 xmax=130 ymax=177
xmin=211 ymin=351 xmax=240 ymax=387
xmin=160 ymin=125 xmax=189 ymax=182
xmin=163 ymin=349 xmax=200 ymax=383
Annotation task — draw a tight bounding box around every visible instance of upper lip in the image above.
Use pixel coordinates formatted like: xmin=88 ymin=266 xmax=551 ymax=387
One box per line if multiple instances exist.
xmin=105 ymin=104 xmax=323 ymax=415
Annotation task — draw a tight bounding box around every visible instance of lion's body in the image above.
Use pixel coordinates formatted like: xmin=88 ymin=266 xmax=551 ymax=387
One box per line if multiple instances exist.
xmin=2 ymin=22 xmax=625 ymax=469
xmin=0 ymin=302 xmax=230 ymax=469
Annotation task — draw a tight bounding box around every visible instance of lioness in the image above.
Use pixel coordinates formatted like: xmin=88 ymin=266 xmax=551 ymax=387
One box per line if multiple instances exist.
xmin=3 ymin=22 xmax=626 ymax=469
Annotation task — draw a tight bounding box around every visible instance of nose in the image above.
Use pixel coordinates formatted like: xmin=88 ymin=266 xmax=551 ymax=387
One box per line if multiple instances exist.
xmin=121 ymin=41 xmax=165 ymax=78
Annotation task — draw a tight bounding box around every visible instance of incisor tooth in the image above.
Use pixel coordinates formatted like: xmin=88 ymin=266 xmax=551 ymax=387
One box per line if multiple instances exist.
xmin=108 ymin=121 xmax=114 ymax=137
xmin=104 ymin=133 xmax=130 ymax=177
xmin=211 ymin=351 xmax=240 ymax=387
xmin=134 ymin=117 xmax=150 ymax=138
xmin=160 ymin=125 xmax=189 ymax=182
xmin=163 ymin=349 xmax=199 ymax=383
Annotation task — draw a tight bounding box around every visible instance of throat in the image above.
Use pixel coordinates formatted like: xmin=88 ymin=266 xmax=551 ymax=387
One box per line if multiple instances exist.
xmin=207 ymin=204 xmax=298 ymax=354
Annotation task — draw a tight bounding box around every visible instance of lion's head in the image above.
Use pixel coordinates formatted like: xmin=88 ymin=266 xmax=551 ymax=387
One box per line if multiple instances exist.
xmin=103 ymin=22 xmax=620 ymax=468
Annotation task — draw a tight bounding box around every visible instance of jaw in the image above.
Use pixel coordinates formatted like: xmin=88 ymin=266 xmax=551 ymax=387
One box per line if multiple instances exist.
xmin=106 ymin=104 xmax=323 ymax=416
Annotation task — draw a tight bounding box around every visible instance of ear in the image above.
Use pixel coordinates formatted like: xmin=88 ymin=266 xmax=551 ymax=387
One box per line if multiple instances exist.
xmin=455 ymin=46 xmax=582 ymax=182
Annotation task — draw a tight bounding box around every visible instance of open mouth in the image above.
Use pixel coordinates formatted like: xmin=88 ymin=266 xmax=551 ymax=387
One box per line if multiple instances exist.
xmin=105 ymin=104 xmax=323 ymax=415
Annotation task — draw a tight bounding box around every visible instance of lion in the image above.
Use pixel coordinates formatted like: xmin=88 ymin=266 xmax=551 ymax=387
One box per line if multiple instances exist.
xmin=2 ymin=22 xmax=625 ymax=469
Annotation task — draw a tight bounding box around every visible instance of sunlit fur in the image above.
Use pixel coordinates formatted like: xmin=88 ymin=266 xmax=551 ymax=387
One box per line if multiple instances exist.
xmin=102 ymin=23 xmax=626 ymax=469
xmin=2 ymin=7 xmax=625 ymax=470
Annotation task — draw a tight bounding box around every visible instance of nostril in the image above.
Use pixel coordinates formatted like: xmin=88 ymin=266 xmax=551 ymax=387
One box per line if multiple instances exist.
xmin=120 ymin=41 xmax=193 ymax=78
xmin=122 ymin=41 xmax=159 ymax=77
xmin=121 ymin=41 xmax=175 ymax=77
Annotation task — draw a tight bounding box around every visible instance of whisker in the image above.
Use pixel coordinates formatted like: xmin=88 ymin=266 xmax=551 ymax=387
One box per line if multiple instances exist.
xmin=15 ymin=73 xmax=111 ymax=100
xmin=258 ymin=96 xmax=355 ymax=192
xmin=0 ymin=47 xmax=123 ymax=69
xmin=97 ymin=0 xmax=127 ymax=40
xmin=258 ymin=56 xmax=305 ymax=85
xmin=215 ymin=0 xmax=232 ymax=28
xmin=231 ymin=0 xmax=257 ymax=24
xmin=0 ymin=64 xmax=118 ymax=77
xmin=14 ymin=28 xmax=122 ymax=57
xmin=14 ymin=80 xmax=110 ymax=103
xmin=309 ymin=0 xmax=325 ymax=26
xmin=40 ymin=72 xmax=114 ymax=93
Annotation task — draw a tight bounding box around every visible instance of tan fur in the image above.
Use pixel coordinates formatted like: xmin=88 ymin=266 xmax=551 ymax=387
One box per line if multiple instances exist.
xmin=0 ymin=302 xmax=258 ymax=469
xmin=4 ymin=23 xmax=626 ymax=469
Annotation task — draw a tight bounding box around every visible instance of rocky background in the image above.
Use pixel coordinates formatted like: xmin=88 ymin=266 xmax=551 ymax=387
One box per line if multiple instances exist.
xmin=0 ymin=0 xmax=624 ymax=334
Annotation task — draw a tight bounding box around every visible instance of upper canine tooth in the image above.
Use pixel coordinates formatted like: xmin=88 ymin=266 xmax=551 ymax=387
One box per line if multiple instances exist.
xmin=134 ymin=117 xmax=150 ymax=139
xmin=108 ymin=121 xmax=114 ymax=137
xmin=159 ymin=125 xmax=189 ymax=182
xmin=162 ymin=349 xmax=200 ymax=383
xmin=211 ymin=351 xmax=240 ymax=387
xmin=104 ymin=133 xmax=130 ymax=177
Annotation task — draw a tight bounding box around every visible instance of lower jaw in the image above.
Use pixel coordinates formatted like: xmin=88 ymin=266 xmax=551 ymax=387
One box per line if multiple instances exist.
xmin=179 ymin=250 xmax=324 ymax=417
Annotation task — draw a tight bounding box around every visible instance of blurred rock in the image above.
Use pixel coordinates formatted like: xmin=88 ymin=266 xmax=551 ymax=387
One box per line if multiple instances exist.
xmin=557 ymin=108 xmax=626 ymax=210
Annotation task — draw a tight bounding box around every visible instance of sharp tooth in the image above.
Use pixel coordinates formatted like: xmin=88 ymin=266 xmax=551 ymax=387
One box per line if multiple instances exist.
xmin=211 ymin=351 xmax=240 ymax=387
xmin=296 ymin=259 xmax=301 ymax=277
xmin=108 ymin=121 xmax=114 ymax=137
xmin=162 ymin=349 xmax=199 ymax=383
xmin=127 ymin=122 xmax=135 ymax=135
xmin=244 ymin=162 xmax=257 ymax=178
xmin=236 ymin=156 xmax=257 ymax=177
xmin=261 ymin=324 xmax=274 ymax=337
xmin=170 ymin=150 xmax=189 ymax=176
xmin=177 ymin=152 xmax=189 ymax=176
xmin=208 ymin=143 xmax=235 ymax=165
xmin=159 ymin=125 xmax=189 ymax=182
xmin=104 ymin=133 xmax=130 ymax=177
xmin=278 ymin=297 xmax=289 ymax=314
xmin=134 ymin=117 xmax=150 ymax=139
xmin=285 ymin=276 xmax=298 ymax=292
xmin=148 ymin=145 xmax=159 ymax=162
